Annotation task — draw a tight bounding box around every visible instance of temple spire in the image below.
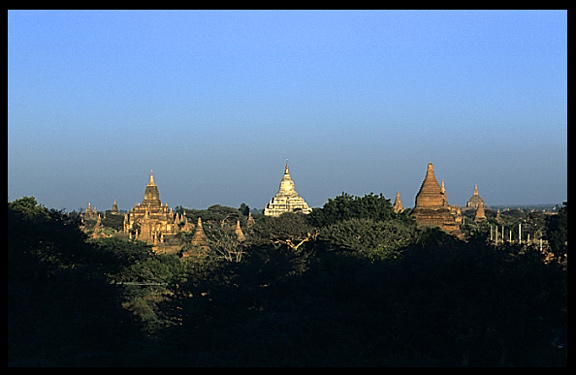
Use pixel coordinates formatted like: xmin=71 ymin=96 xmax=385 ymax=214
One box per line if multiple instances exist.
xmin=279 ymin=162 xmax=296 ymax=193
xmin=421 ymin=162 xmax=441 ymax=191
xmin=473 ymin=183 xmax=479 ymax=196
xmin=142 ymin=170 xmax=161 ymax=206
xmin=427 ymin=162 xmax=434 ymax=176
xmin=414 ymin=162 xmax=443 ymax=208
xmin=149 ymin=170 xmax=155 ymax=186
xmin=440 ymin=179 xmax=449 ymax=206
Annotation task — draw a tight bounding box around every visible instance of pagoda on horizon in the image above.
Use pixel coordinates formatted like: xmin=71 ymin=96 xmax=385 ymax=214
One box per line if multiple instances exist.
xmin=264 ymin=163 xmax=312 ymax=216
xmin=410 ymin=162 xmax=463 ymax=238
xmin=123 ymin=170 xmax=188 ymax=247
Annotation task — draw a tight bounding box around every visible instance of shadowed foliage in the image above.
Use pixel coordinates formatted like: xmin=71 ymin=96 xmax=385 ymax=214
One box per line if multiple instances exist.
xmin=8 ymin=196 xmax=566 ymax=366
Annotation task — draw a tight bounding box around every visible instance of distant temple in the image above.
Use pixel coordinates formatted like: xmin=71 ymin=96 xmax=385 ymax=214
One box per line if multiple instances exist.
xmin=465 ymin=184 xmax=487 ymax=211
xmin=82 ymin=202 xmax=98 ymax=220
xmin=264 ymin=163 xmax=312 ymax=216
xmin=410 ymin=163 xmax=463 ymax=237
xmin=123 ymin=170 xmax=189 ymax=248
xmin=110 ymin=200 xmax=120 ymax=215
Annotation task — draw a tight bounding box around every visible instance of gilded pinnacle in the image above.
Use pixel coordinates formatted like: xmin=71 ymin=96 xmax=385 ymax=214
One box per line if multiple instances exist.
xmin=149 ymin=170 xmax=155 ymax=186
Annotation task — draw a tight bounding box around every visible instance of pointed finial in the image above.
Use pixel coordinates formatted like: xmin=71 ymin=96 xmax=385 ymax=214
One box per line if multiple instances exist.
xmin=284 ymin=160 xmax=290 ymax=174
xmin=424 ymin=162 xmax=436 ymax=181
xmin=473 ymin=183 xmax=479 ymax=196
xmin=149 ymin=169 xmax=154 ymax=184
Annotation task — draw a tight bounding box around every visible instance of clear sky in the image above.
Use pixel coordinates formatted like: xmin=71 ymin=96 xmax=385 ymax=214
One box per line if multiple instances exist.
xmin=8 ymin=10 xmax=567 ymax=211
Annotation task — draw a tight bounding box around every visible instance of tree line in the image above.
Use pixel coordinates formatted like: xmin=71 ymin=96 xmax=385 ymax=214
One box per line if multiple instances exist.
xmin=8 ymin=195 xmax=567 ymax=366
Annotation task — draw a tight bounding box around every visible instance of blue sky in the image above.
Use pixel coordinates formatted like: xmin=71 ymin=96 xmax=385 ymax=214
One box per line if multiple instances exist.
xmin=8 ymin=10 xmax=567 ymax=211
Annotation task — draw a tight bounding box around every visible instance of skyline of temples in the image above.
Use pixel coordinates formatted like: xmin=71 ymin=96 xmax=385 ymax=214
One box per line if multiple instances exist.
xmin=81 ymin=161 xmax=498 ymax=216
xmin=82 ymin=163 xmax=496 ymax=217
xmin=82 ymin=162 xmax=500 ymax=243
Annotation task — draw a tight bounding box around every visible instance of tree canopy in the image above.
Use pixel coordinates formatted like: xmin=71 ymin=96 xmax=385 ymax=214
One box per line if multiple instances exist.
xmin=8 ymin=196 xmax=567 ymax=366
xmin=307 ymin=192 xmax=402 ymax=227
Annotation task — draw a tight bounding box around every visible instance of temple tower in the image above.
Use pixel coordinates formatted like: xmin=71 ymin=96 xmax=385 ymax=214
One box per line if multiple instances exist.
xmin=123 ymin=170 xmax=181 ymax=249
xmin=264 ymin=162 xmax=312 ymax=216
xmin=410 ymin=162 xmax=463 ymax=237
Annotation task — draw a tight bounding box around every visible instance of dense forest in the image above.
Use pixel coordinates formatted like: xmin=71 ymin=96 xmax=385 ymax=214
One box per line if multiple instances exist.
xmin=8 ymin=195 xmax=567 ymax=366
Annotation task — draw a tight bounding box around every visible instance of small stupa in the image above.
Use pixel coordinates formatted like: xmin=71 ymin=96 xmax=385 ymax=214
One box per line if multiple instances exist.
xmin=474 ymin=201 xmax=487 ymax=222
xmin=234 ymin=219 xmax=246 ymax=242
xmin=392 ymin=192 xmax=404 ymax=213
xmin=190 ymin=217 xmax=210 ymax=248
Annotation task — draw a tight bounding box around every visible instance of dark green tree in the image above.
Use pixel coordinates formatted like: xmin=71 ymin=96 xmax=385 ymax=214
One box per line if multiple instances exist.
xmin=239 ymin=202 xmax=250 ymax=216
xmin=307 ymin=192 xmax=396 ymax=227
xmin=318 ymin=217 xmax=418 ymax=260
xmin=101 ymin=213 xmax=124 ymax=232
xmin=87 ymin=236 xmax=153 ymax=281
xmin=8 ymin=196 xmax=50 ymax=222
xmin=8 ymin=198 xmax=142 ymax=366
xmin=248 ymin=212 xmax=317 ymax=252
